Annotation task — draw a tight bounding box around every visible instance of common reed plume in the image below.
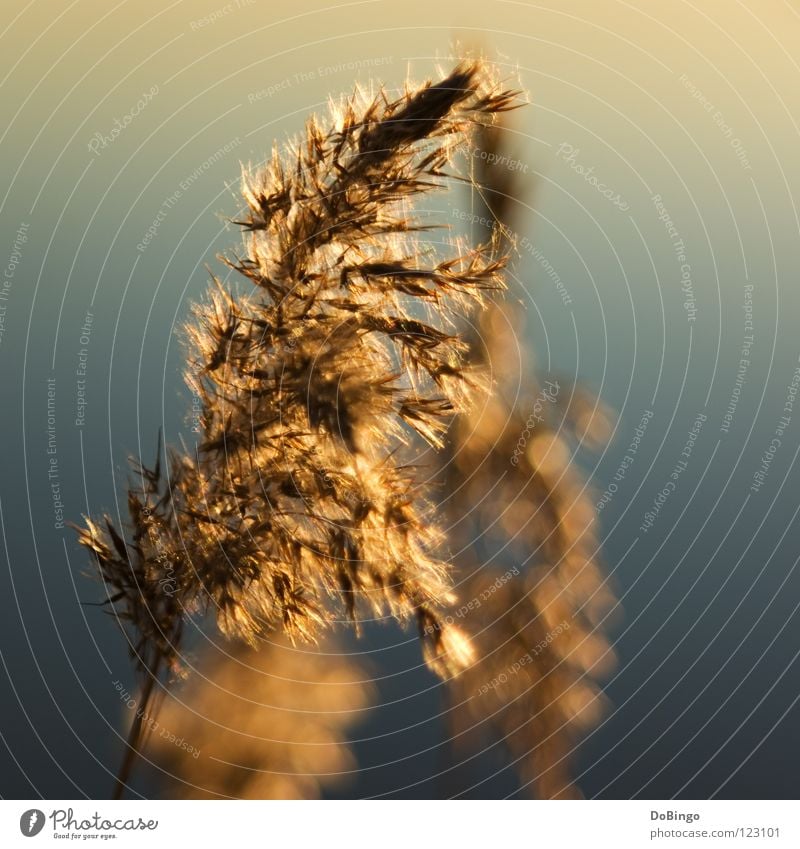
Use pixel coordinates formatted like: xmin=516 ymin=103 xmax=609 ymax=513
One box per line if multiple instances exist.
xmin=441 ymin=120 xmax=617 ymax=798
xmin=75 ymin=62 xmax=520 ymax=796
xmin=147 ymin=634 xmax=371 ymax=799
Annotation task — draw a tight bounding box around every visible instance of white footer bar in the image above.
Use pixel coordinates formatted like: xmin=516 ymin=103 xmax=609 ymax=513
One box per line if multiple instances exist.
xmin=2 ymin=800 xmax=796 ymax=847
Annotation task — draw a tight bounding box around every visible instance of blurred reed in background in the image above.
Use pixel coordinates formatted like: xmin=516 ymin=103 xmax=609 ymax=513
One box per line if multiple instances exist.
xmin=441 ymin=120 xmax=618 ymax=798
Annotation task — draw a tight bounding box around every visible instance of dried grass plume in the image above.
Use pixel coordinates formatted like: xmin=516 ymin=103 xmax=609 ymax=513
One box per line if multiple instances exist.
xmin=75 ymin=61 xmax=522 ymax=796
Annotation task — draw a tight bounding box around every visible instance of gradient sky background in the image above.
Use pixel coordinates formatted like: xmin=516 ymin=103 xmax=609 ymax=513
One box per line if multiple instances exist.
xmin=2 ymin=0 xmax=800 ymax=799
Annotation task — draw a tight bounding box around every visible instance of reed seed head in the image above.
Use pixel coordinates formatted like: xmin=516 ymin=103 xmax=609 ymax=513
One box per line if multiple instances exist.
xmin=78 ymin=61 xmax=522 ymax=684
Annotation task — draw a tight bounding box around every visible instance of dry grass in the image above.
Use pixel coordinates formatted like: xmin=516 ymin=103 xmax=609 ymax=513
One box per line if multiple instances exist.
xmin=77 ymin=62 xmax=614 ymax=800
xmin=439 ymin=121 xmax=618 ymax=798
xmin=75 ymin=61 xmax=521 ymax=796
xmin=146 ymin=634 xmax=372 ymax=799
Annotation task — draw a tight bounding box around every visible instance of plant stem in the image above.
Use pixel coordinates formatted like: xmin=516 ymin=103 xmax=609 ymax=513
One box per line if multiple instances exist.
xmin=112 ymin=668 xmax=158 ymax=799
